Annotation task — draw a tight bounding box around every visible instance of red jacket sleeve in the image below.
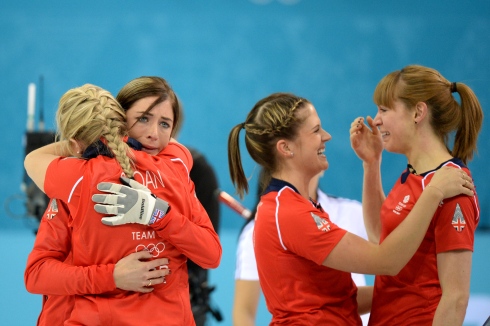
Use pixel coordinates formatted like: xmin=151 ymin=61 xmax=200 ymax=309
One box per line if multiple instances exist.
xmin=151 ymin=149 xmax=222 ymax=269
xmin=24 ymin=198 xmax=117 ymax=295
xmin=152 ymin=184 xmax=222 ymax=269
xmin=158 ymin=142 xmax=194 ymax=171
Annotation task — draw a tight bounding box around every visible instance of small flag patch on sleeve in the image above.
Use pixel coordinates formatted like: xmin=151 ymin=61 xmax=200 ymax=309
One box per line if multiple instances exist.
xmin=452 ymin=203 xmax=466 ymax=232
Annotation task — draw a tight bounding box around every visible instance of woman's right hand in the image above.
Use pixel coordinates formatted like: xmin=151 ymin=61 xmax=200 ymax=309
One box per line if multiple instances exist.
xmin=427 ymin=167 xmax=475 ymax=199
xmin=113 ymin=251 xmax=170 ymax=293
xmin=349 ymin=116 xmax=383 ymax=164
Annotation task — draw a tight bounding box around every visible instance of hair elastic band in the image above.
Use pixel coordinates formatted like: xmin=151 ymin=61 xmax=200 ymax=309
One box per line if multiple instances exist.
xmin=450 ymin=82 xmax=458 ymax=93
xmin=240 ymin=122 xmax=246 ymax=130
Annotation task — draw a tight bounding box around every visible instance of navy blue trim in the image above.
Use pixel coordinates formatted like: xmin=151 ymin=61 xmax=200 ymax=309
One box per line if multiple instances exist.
xmin=401 ymin=158 xmax=466 ymax=183
xmin=82 ymin=140 xmax=113 ymax=159
xmin=82 ymin=138 xmax=142 ymax=159
xmin=263 ymin=178 xmax=300 ymax=196
xmin=400 ymin=165 xmax=411 ymax=183
xmin=263 ymin=177 xmax=322 ymax=211
xmin=126 ymin=137 xmax=142 ymax=151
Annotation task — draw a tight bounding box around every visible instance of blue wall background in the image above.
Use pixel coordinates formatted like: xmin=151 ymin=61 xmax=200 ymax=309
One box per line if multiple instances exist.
xmin=1 ymin=1 xmax=489 ymax=325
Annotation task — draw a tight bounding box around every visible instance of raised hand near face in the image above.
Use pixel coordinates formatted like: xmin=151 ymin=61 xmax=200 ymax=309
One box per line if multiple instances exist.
xmin=350 ymin=116 xmax=384 ymax=164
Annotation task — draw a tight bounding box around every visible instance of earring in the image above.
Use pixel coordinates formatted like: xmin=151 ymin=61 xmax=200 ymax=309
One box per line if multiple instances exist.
xmin=290 ymin=152 xmax=294 ymax=157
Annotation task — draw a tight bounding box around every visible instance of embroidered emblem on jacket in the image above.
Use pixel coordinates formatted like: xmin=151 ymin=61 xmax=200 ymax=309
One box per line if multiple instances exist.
xmin=311 ymin=212 xmax=330 ymax=232
xmin=46 ymin=199 xmax=59 ymax=220
xmin=393 ymin=195 xmax=409 ymax=215
xmin=452 ymin=203 xmax=466 ymax=232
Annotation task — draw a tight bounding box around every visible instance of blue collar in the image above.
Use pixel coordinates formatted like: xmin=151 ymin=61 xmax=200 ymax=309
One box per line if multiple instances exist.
xmin=82 ymin=138 xmax=142 ymax=159
xmin=263 ymin=177 xmax=323 ymax=211
xmin=400 ymin=157 xmax=466 ymax=183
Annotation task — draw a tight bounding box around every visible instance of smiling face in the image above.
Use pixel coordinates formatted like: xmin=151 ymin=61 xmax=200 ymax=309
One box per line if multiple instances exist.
xmin=126 ymin=96 xmax=174 ymax=155
xmin=288 ymin=103 xmax=331 ymax=177
xmin=373 ymin=99 xmax=415 ymax=155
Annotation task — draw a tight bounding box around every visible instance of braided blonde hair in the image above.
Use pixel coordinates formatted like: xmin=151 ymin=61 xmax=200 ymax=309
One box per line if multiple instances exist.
xmin=56 ymin=84 xmax=135 ymax=177
xmin=228 ymin=93 xmax=309 ymax=199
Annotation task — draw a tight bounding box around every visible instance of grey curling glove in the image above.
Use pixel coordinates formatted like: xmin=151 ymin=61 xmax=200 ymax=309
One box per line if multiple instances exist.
xmin=93 ymin=176 xmax=170 ymax=226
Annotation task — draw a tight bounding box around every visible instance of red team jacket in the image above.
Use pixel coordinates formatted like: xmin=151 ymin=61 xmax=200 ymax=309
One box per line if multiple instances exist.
xmin=368 ymin=159 xmax=480 ymax=325
xmin=254 ymin=178 xmax=362 ymax=325
xmin=25 ymin=143 xmax=221 ymax=326
xmin=26 ymin=199 xmax=80 ymax=325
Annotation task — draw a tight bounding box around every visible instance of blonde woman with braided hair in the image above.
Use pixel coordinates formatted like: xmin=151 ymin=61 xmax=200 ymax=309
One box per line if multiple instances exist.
xmin=227 ymin=92 xmax=475 ymax=325
xmin=350 ymin=65 xmax=483 ymax=325
xmin=55 ymin=84 xmax=135 ymax=176
xmin=25 ymin=83 xmax=221 ymax=325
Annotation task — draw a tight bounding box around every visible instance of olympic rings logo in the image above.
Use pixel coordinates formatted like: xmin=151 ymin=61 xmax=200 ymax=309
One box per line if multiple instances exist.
xmin=135 ymin=242 xmax=166 ymax=257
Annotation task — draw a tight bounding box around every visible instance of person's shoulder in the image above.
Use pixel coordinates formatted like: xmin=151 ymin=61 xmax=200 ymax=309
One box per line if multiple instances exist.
xmin=266 ymin=185 xmax=302 ymax=202
xmin=159 ymin=142 xmax=194 ymax=171
xmin=275 ymin=189 xmax=319 ymax=216
xmin=85 ymin=155 xmax=122 ymax=172
xmin=48 ymin=156 xmax=93 ymax=175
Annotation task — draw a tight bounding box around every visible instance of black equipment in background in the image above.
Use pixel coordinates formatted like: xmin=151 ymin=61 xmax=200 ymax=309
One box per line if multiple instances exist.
xmin=187 ymin=147 xmax=223 ymax=325
xmin=20 ymin=77 xmax=55 ymax=228
xmin=23 ymin=131 xmax=56 ymax=229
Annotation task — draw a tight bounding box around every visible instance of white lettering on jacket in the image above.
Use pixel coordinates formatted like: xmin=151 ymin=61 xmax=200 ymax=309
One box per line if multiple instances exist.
xmin=132 ymin=170 xmax=165 ymax=190
xmin=132 ymin=230 xmax=156 ymax=240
